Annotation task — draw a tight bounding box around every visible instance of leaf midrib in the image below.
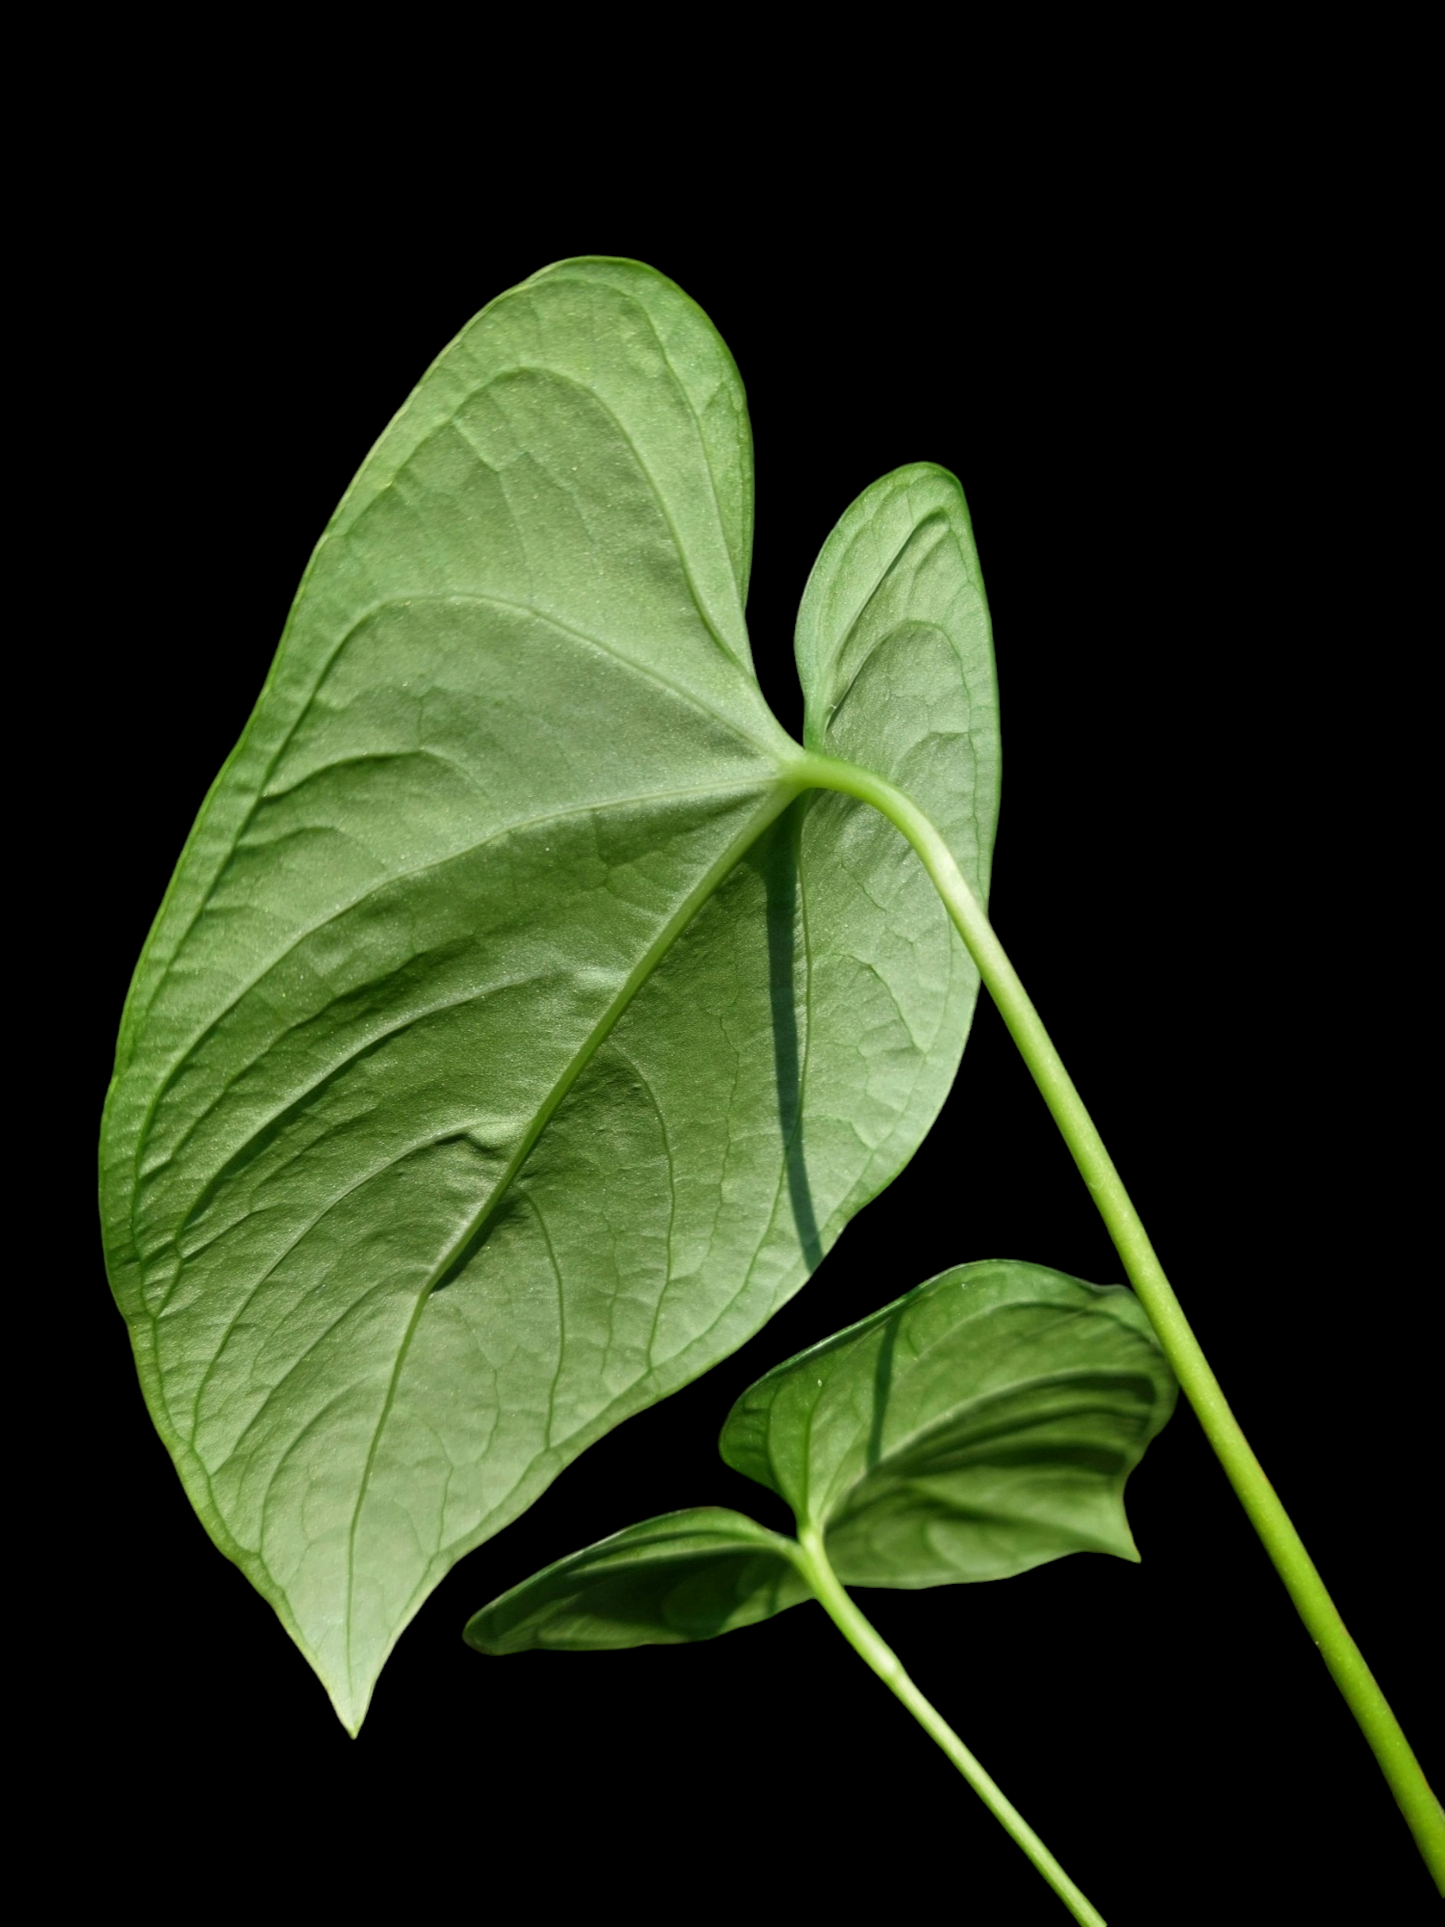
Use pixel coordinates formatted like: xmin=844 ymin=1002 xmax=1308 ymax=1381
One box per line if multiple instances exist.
xmin=337 ymin=772 xmax=808 ymax=1695
xmin=143 ymin=775 xmax=783 ymax=1227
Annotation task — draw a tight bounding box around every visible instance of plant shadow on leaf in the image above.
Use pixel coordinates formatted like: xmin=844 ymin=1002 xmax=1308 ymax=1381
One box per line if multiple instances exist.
xmin=758 ymin=802 xmax=824 ymax=1273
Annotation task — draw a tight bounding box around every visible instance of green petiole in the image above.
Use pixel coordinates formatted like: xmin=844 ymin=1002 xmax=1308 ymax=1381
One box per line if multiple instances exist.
xmin=796 ymin=749 xmax=1445 ymax=1893
xmin=793 ymin=1525 xmax=1107 ymax=1926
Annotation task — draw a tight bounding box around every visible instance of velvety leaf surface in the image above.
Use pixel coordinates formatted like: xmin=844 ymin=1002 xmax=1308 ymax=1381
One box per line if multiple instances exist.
xmin=723 ymin=1260 xmax=1177 ymax=1584
xmin=99 ymin=259 xmax=1000 ymax=1730
xmin=464 ymin=1509 xmax=808 ymax=1653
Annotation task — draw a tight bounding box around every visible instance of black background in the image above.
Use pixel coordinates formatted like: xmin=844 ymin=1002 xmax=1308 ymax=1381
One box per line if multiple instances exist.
xmin=78 ymin=173 xmax=1435 ymax=1917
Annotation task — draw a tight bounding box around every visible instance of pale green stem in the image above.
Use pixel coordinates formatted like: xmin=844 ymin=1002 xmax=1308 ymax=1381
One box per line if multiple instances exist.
xmin=796 ymin=751 xmax=1444 ymax=1892
xmin=793 ymin=1527 xmax=1106 ymax=1925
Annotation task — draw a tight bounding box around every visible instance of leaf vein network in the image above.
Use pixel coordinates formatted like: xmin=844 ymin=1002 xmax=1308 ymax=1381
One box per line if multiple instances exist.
xmin=140 ymin=773 xmax=774 ymax=1194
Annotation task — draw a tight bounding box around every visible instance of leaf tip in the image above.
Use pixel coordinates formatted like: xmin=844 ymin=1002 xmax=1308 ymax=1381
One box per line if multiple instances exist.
xmin=325 ymin=1674 xmax=375 ymax=1739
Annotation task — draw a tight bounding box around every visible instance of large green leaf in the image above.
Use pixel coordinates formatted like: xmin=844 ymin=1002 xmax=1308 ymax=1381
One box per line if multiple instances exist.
xmin=722 ymin=1259 xmax=1178 ymax=1585
xmin=464 ymin=1260 xmax=1176 ymax=1654
xmin=99 ymin=257 xmax=999 ymax=1730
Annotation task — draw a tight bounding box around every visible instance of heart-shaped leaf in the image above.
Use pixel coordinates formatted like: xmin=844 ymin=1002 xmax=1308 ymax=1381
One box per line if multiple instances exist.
xmin=100 ymin=258 xmax=1000 ymax=1728
xmin=723 ymin=1259 xmax=1178 ymax=1585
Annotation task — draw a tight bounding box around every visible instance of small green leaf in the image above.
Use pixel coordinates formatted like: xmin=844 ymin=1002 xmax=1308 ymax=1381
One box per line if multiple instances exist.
xmin=722 ymin=1260 xmax=1177 ymax=1585
xmin=464 ymin=1509 xmax=807 ymax=1653
xmin=468 ymin=1262 xmax=1177 ymax=1656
